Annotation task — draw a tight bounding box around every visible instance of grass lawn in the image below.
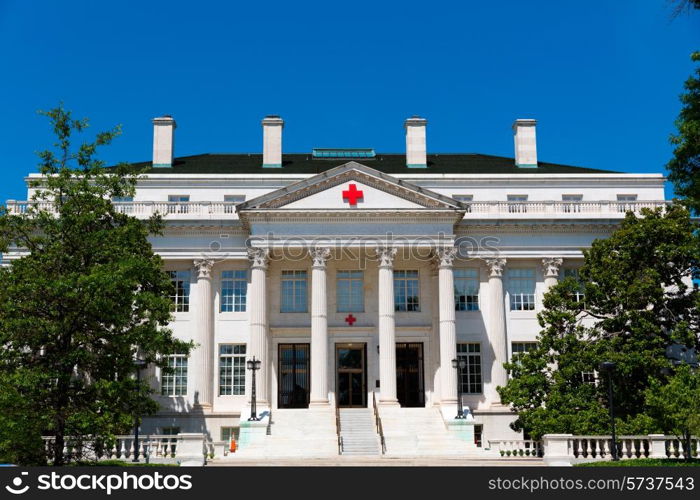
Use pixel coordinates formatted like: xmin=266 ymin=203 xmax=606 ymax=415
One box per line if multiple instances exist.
xmin=576 ymin=458 xmax=700 ymax=467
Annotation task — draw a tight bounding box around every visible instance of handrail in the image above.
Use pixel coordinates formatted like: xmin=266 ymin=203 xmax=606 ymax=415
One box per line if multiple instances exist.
xmin=335 ymin=404 xmax=342 ymax=454
xmin=372 ymin=392 xmax=386 ymax=454
xmin=266 ymin=408 xmax=273 ymax=436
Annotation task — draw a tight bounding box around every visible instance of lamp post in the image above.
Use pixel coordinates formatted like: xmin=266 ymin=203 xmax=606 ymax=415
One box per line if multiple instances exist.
xmin=132 ymin=358 xmax=147 ymax=463
xmin=247 ymin=357 xmax=261 ymax=421
xmin=452 ymin=358 xmax=467 ymax=419
xmin=598 ymin=361 xmax=618 ymax=461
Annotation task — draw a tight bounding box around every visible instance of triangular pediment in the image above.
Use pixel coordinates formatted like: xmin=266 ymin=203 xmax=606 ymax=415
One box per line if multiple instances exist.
xmin=237 ymin=162 xmax=465 ymax=211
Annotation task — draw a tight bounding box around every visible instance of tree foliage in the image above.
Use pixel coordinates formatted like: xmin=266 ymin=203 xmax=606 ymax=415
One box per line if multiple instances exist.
xmin=498 ymin=206 xmax=700 ymax=439
xmin=668 ymin=52 xmax=700 ymax=212
xmin=0 ymin=105 xmax=191 ymax=465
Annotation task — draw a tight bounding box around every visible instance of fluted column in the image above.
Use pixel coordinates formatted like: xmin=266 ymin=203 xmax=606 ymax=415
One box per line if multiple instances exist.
xmin=377 ymin=246 xmax=399 ymax=405
xmin=542 ymin=257 xmax=563 ymax=294
xmin=309 ymin=246 xmax=331 ymax=406
xmin=247 ymin=247 xmax=270 ymax=406
xmin=193 ymin=259 xmax=215 ymax=408
xmin=485 ymin=258 xmax=508 ymax=405
xmin=436 ymin=247 xmax=458 ymax=405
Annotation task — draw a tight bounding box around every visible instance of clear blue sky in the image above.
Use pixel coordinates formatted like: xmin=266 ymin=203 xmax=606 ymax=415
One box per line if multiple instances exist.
xmin=0 ymin=0 xmax=697 ymax=202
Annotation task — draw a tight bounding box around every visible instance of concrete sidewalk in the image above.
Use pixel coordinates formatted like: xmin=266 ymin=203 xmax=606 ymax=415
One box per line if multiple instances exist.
xmin=208 ymin=456 xmax=545 ymax=467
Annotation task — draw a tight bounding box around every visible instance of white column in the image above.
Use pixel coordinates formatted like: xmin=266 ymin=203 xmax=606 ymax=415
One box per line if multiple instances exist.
xmin=193 ymin=259 xmax=214 ymax=408
xmin=309 ymin=246 xmax=331 ymax=406
xmin=542 ymin=257 xmax=563 ymax=294
xmin=485 ymin=258 xmax=508 ymax=405
xmin=247 ymin=247 xmax=270 ymax=406
xmin=437 ymin=247 xmax=458 ymax=405
xmin=377 ymin=246 xmax=399 ymax=405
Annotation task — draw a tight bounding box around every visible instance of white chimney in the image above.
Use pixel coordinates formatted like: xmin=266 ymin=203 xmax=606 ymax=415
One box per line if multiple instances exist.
xmin=262 ymin=115 xmax=284 ymax=168
xmin=513 ymin=119 xmax=538 ymax=168
xmin=405 ymin=116 xmax=427 ymax=168
xmin=152 ymin=115 xmax=176 ymax=168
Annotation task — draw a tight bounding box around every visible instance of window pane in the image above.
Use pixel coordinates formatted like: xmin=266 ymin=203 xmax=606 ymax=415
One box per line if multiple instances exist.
xmin=167 ymin=270 xmax=191 ymax=312
xmin=394 ymin=270 xmax=420 ymax=312
xmin=221 ymin=270 xmax=247 ymax=312
xmin=219 ymin=344 xmax=247 ymax=395
xmin=457 ymin=343 xmax=482 ymax=394
xmin=454 ymin=269 xmax=479 ymax=311
xmin=508 ymin=268 xmax=535 ymax=310
xmin=281 ymin=270 xmax=308 ymax=312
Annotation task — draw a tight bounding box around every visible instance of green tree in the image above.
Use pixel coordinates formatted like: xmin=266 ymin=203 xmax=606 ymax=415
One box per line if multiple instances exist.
xmin=0 ymin=105 xmax=191 ymax=465
xmin=646 ymin=364 xmax=700 ymax=459
xmin=498 ymin=206 xmax=700 ymax=439
xmin=668 ymin=52 xmax=700 ymax=212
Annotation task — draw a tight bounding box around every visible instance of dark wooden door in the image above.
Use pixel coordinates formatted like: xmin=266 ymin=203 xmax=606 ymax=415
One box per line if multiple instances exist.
xmin=396 ymin=342 xmax=425 ymax=407
xmin=278 ymin=343 xmax=310 ymax=408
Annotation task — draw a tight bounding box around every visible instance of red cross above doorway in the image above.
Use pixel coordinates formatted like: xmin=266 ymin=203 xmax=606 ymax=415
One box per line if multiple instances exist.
xmin=342 ymin=184 xmax=364 ymax=206
xmin=344 ymin=314 xmax=357 ymax=326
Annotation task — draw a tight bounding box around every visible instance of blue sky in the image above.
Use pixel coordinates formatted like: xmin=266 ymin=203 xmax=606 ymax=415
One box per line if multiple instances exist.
xmin=0 ymin=0 xmax=697 ymax=202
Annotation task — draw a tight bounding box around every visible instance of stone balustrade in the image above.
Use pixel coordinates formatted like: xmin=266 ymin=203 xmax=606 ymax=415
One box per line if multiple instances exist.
xmin=5 ymin=200 xmax=670 ymax=220
xmin=541 ymin=434 xmax=700 ymax=466
xmin=488 ymin=439 xmax=543 ymax=458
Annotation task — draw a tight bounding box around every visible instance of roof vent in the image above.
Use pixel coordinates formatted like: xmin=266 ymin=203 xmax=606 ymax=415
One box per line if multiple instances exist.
xmin=312 ymin=148 xmax=376 ymax=159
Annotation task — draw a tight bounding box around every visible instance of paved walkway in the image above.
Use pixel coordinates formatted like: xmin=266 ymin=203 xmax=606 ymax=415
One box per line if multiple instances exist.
xmin=208 ymin=456 xmax=545 ymax=467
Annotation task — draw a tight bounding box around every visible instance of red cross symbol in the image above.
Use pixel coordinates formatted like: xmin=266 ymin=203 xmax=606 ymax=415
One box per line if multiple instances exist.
xmin=344 ymin=314 xmax=357 ymax=326
xmin=342 ymin=184 xmax=364 ymax=206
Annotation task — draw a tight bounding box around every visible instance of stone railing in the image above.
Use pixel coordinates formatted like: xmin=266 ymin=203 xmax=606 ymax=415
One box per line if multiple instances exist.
xmin=42 ymin=433 xmax=213 ymax=466
xmin=4 ymin=200 xmax=669 ymax=220
xmin=488 ymin=439 xmax=543 ymax=458
xmin=542 ymin=434 xmax=700 ymax=466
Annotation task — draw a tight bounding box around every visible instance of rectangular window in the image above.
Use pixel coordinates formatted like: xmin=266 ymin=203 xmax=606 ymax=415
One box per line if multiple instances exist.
xmin=336 ymin=270 xmax=364 ymax=312
xmin=224 ymin=195 xmax=246 ymax=213
xmin=161 ymin=355 xmax=188 ymax=396
xmin=394 ymin=270 xmax=420 ymax=312
xmin=221 ymin=270 xmax=247 ymax=312
xmin=581 ymin=371 xmax=597 ymax=385
xmin=281 ymin=270 xmax=308 ymax=313
xmin=617 ymin=194 xmax=637 ymax=213
xmin=168 ymin=195 xmax=190 ymax=214
xmin=509 ymin=268 xmax=536 ymax=311
xmin=562 ymin=194 xmax=583 ymax=213
xmin=454 ymin=268 xmax=479 ymax=311
xmin=512 ymin=342 xmax=537 ymax=357
xmin=561 ymin=268 xmax=585 ymax=302
xmin=221 ymin=427 xmax=239 ymax=443
xmin=457 ymin=343 xmax=482 ymax=394
xmin=219 ymin=344 xmax=246 ymax=396
xmin=453 ymin=194 xmax=473 ymax=213
xmin=167 ymin=270 xmax=191 ymax=312
xmin=507 ymin=195 xmax=528 ymax=213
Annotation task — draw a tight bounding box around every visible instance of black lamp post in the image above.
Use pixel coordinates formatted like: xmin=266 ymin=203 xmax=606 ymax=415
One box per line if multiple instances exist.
xmin=247 ymin=357 xmax=261 ymax=421
xmin=452 ymin=357 xmax=467 ymax=419
xmin=598 ymin=361 xmax=618 ymax=461
xmin=132 ymin=358 xmax=147 ymax=463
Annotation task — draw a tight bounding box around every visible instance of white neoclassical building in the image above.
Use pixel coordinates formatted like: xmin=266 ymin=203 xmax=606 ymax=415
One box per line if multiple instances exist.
xmin=5 ymin=115 xmax=667 ymax=457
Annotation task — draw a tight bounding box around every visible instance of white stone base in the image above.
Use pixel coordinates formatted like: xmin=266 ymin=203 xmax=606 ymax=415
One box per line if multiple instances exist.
xmin=176 ymin=433 xmax=206 ymax=466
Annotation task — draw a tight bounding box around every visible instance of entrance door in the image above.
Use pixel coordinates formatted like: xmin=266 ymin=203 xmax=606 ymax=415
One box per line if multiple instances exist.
xmin=278 ymin=343 xmax=310 ymax=408
xmin=396 ymin=342 xmax=425 ymax=407
xmin=336 ymin=344 xmax=367 ymax=408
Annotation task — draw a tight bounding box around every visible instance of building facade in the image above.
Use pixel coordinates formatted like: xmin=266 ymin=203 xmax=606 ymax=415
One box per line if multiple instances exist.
xmin=5 ymin=115 xmax=667 ymax=453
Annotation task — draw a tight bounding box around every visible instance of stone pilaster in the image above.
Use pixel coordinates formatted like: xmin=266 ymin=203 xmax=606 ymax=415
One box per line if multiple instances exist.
xmin=247 ymin=247 xmax=270 ymax=406
xmin=485 ymin=258 xmax=508 ymax=405
xmin=309 ymin=246 xmax=331 ymax=406
xmin=377 ymin=245 xmax=399 ymax=405
xmin=436 ymin=247 xmax=458 ymax=405
xmin=542 ymin=257 xmax=563 ymax=293
xmin=193 ymin=259 xmax=214 ymax=408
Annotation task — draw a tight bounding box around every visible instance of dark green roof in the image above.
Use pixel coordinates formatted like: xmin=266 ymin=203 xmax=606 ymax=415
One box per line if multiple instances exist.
xmin=125 ymin=153 xmax=616 ymax=175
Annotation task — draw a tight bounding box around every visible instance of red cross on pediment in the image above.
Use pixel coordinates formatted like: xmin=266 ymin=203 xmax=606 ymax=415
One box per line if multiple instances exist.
xmin=342 ymin=184 xmax=364 ymax=206
xmin=344 ymin=314 xmax=357 ymax=326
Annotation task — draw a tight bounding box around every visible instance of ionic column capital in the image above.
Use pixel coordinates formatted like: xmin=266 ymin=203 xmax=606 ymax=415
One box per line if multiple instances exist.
xmin=542 ymin=257 xmax=563 ymax=278
xmin=434 ymin=246 xmax=457 ymax=269
xmin=309 ymin=246 xmax=332 ymax=268
xmin=376 ymin=245 xmax=397 ymax=268
xmin=247 ymin=247 xmax=270 ymax=270
xmin=485 ymin=257 xmax=507 ymax=278
xmin=193 ymin=259 xmax=214 ymax=279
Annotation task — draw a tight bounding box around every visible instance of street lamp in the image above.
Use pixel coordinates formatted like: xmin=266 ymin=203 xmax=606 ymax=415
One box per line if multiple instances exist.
xmin=598 ymin=361 xmax=618 ymax=461
xmin=452 ymin=357 xmax=467 ymax=419
xmin=132 ymin=358 xmax=148 ymax=463
xmin=247 ymin=357 xmax=262 ymax=421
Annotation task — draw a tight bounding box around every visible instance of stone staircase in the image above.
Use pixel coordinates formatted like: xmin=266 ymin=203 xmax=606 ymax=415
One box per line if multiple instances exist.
xmin=378 ymin=407 xmax=497 ymax=457
xmin=234 ymin=408 xmax=339 ymax=458
xmin=338 ymin=409 xmax=381 ymax=456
